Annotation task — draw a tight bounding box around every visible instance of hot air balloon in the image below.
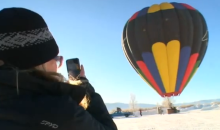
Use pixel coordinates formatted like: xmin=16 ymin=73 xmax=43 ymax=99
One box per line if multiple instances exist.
xmin=122 ymin=24 xmax=158 ymax=93
xmin=122 ymin=2 xmax=208 ymax=97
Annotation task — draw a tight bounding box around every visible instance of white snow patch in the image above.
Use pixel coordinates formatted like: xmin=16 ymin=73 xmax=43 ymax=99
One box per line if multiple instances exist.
xmin=113 ymin=103 xmax=220 ymax=130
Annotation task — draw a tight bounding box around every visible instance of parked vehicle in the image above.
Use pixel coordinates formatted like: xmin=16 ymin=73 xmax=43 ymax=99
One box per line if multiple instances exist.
xmin=110 ymin=111 xmax=133 ymax=118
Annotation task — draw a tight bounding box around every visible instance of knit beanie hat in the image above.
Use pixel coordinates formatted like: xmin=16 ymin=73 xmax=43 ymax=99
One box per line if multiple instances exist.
xmin=0 ymin=7 xmax=59 ymax=69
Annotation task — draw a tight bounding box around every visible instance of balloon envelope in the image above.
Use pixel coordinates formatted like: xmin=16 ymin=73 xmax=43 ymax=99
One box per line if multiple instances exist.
xmin=122 ymin=23 xmax=158 ymax=92
xmin=122 ymin=2 xmax=208 ymax=97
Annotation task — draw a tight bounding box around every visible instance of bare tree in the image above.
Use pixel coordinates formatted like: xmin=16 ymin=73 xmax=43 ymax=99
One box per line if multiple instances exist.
xmin=129 ymin=93 xmax=138 ymax=113
xmin=162 ymin=97 xmax=175 ymax=109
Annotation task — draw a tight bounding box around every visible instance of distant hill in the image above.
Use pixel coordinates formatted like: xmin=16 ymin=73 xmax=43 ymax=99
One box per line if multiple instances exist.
xmin=105 ymin=98 xmax=220 ymax=111
xmin=175 ymin=98 xmax=220 ymax=106
xmin=105 ymin=103 xmax=156 ymax=111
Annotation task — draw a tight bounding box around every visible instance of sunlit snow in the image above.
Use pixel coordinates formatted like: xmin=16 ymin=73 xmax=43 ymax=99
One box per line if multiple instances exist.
xmin=113 ymin=103 xmax=220 ymax=130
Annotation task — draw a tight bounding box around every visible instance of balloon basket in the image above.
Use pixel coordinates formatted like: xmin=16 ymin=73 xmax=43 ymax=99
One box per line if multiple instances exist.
xmin=167 ymin=108 xmax=180 ymax=114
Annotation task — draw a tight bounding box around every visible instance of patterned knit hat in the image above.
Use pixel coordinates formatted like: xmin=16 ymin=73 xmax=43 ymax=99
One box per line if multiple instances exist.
xmin=0 ymin=7 xmax=59 ymax=69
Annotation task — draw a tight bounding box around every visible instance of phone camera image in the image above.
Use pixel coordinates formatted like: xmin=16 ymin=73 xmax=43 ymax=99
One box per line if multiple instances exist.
xmin=66 ymin=59 xmax=80 ymax=78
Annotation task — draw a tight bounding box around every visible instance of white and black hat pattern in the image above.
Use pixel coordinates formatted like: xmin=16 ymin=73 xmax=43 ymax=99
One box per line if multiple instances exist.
xmin=0 ymin=27 xmax=54 ymax=51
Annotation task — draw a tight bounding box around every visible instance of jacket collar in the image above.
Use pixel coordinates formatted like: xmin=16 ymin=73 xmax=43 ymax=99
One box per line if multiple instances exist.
xmin=0 ymin=69 xmax=86 ymax=104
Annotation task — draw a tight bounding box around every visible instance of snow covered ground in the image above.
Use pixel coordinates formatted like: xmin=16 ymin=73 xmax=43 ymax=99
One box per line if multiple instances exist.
xmin=113 ymin=103 xmax=220 ymax=130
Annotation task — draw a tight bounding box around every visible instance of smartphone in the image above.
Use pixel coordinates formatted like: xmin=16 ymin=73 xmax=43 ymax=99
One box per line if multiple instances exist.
xmin=66 ymin=58 xmax=81 ymax=78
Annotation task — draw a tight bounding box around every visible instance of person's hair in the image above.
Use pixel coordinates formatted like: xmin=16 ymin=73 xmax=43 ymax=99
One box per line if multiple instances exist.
xmin=30 ymin=65 xmax=90 ymax=109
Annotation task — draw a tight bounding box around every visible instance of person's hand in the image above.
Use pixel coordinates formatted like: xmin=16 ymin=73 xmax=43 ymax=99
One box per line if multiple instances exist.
xmin=79 ymin=64 xmax=86 ymax=78
xmin=68 ymin=64 xmax=95 ymax=95
xmin=69 ymin=64 xmax=86 ymax=84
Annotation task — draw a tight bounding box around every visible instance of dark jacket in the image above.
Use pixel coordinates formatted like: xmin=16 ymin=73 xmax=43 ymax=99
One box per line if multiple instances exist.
xmin=0 ymin=69 xmax=117 ymax=130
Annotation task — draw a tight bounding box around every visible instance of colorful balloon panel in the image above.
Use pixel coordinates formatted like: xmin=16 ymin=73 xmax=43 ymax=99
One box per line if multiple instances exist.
xmin=122 ymin=24 xmax=160 ymax=93
xmin=122 ymin=2 xmax=208 ymax=97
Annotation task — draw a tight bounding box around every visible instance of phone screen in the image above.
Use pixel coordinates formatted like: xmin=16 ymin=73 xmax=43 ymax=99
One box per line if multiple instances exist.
xmin=66 ymin=58 xmax=80 ymax=78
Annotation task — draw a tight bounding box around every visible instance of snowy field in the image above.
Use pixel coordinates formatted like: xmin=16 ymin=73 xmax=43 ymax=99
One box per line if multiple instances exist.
xmin=113 ymin=103 xmax=220 ymax=130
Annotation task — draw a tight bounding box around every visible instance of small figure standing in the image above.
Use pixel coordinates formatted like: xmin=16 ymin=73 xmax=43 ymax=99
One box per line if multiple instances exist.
xmin=139 ymin=109 xmax=142 ymax=116
xmin=160 ymin=109 xmax=164 ymax=115
xmin=157 ymin=107 xmax=164 ymax=115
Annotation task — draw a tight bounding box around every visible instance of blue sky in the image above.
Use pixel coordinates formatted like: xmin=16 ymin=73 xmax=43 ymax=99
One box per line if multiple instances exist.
xmin=1 ymin=0 xmax=219 ymax=104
